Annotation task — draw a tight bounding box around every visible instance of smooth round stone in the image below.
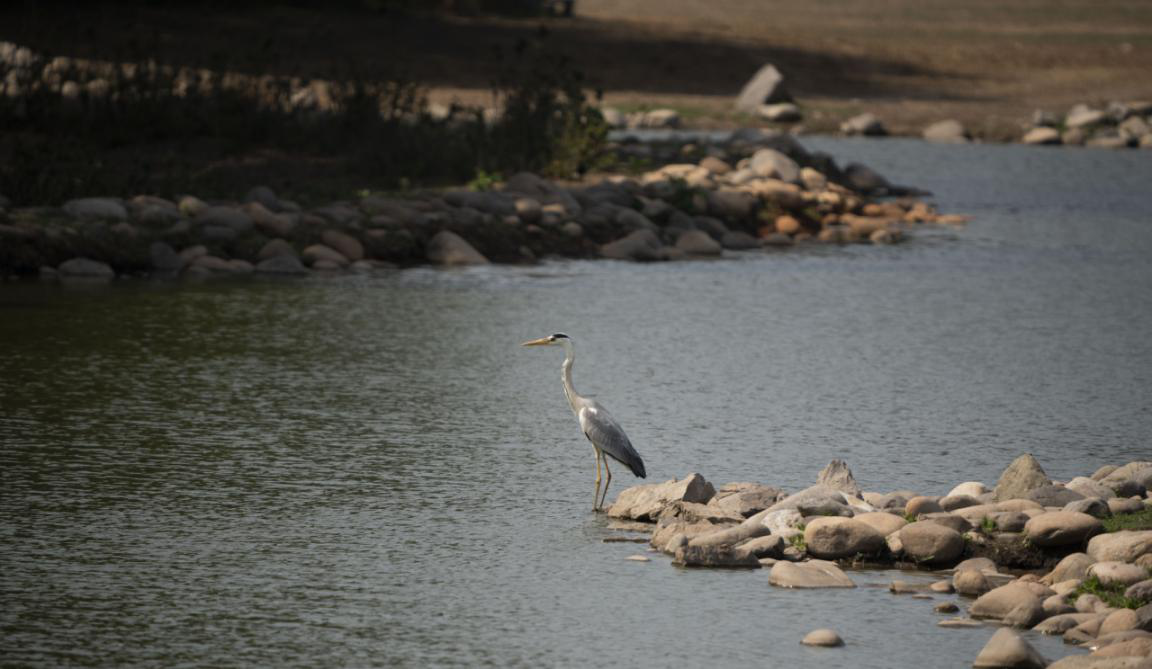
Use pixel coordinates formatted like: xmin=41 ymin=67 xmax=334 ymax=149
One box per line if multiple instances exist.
xmin=800 ymin=628 xmax=844 ymax=647
xmin=625 ymin=555 xmax=651 ymax=562
xmin=935 ymin=602 xmax=960 ymax=613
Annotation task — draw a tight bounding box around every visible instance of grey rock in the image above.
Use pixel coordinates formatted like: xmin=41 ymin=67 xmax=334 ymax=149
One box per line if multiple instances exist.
xmin=257 ymin=239 xmax=296 ymax=261
xmin=803 ymin=517 xmax=885 ymax=559
xmin=710 ymin=484 xmax=785 ymax=518
xmin=426 ymin=231 xmax=489 ymax=266
xmin=1067 ymin=477 xmax=1118 ymax=500
xmin=63 ymin=197 xmax=127 ymax=221
xmin=734 ymin=63 xmax=792 ymax=114
xmin=971 ymin=628 xmax=1047 ymax=669
xmin=954 ymin=569 xmax=993 ymax=597
xmin=1033 ymin=612 xmax=1101 ymax=635
xmin=971 ymin=583 xmax=1044 ymax=622
xmin=768 ymin=560 xmax=855 ymax=589
xmin=302 ymin=244 xmax=350 ymax=268
xmin=1089 ymin=562 xmax=1150 ymax=588
xmin=719 ymin=231 xmax=760 ymax=250
xmin=321 ymin=229 xmax=365 ymax=261
xmin=842 ymin=163 xmax=890 ymax=194
xmin=608 ymin=473 xmax=715 ymax=522
xmin=601 ymin=229 xmax=664 ymax=261
xmin=1125 ymin=579 xmax=1152 ymax=603
xmin=673 ymin=543 xmax=760 ymax=568
xmin=1027 ymin=484 xmax=1086 ymax=506
xmin=735 ymin=534 xmax=784 ymax=559
xmin=1024 ymin=511 xmax=1103 ymax=547
xmin=675 ymin=229 xmax=722 ymax=256
xmin=58 ymin=257 xmax=114 ymax=278
xmin=994 ymin=453 xmax=1052 ymax=501
xmin=1065 ymin=498 xmax=1111 ymax=518
xmin=817 ymin=459 xmax=862 ymax=497
xmin=149 ymin=242 xmax=184 ymax=273
xmin=898 ymin=521 xmax=965 ymax=565
xmin=255 ymin=255 xmax=308 ymax=276
xmin=941 ymin=494 xmax=982 ymax=511
xmin=194 ymin=206 xmax=253 ymax=233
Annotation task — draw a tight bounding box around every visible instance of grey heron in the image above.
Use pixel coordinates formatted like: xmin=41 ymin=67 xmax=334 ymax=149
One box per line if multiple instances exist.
xmin=521 ymin=333 xmax=647 ymax=511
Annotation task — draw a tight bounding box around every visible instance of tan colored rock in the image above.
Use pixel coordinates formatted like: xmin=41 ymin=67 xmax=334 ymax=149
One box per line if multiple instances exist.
xmin=768 ymin=560 xmax=856 ymax=588
xmin=972 ymin=628 xmax=1048 ymax=669
xmin=1091 ymin=637 xmax=1152 ymax=658
xmin=1109 ymin=498 xmax=1146 ymax=515
xmin=941 ymin=494 xmax=982 ymax=511
xmin=1043 ymin=594 xmax=1076 ymax=617
xmin=804 ymin=517 xmax=885 ymax=559
xmin=998 ymin=499 xmax=1046 ymax=513
xmin=1089 ymin=562 xmax=1151 ymax=588
xmin=1045 ymin=553 xmax=1097 ymax=584
xmin=898 ymin=521 xmax=965 ymax=565
xmin=1088 ymin=531 xmax=1152 ymax=563
xmin=1034 ymin=612 xmax=1102 ymax=635
xmin=609 ymin=473 xmax=716 ymax=521
xmin=775 ymin=215 xmax=802 ymax=235
xmin=321 ymin=229 xmax=364 ymax=261
xmin=950 ymin=481 xmax=990 ymax=497
xmin=1025 ymin=511 xmax=1104 ymax=547
xmin=426 ymin=230 xmax=489 ymax=266
xmin=955 ymin=569 xmax=993 ymax=596
xmin=302 ymin=244 xmax=350 ymax=268
xmin=658 ymin=501 xmax=744 ymax=525
xmin=686 ymin=521 xmax=768 ymax=548
xmin=854 ymin=511 xmax=907 ymax=537
xmin=995 ymin=454 xmax=1052 ymax=501
xmin=735 ymin=534 xmax=785 ymax=559
xmin=673 ymin=543 xmax=761 ymax=568
xmin=800 ymin=628 xmax=844 ymax=647
xmin=906 ymin=496 xmax=943 ymax=516
xmin=650 ymin=520 xmax=724 ymax=553
xmin=1098 ymin=609 xmax=1143 ymax=637
xmin=970 ymin=583 xmax=1044 ymax=621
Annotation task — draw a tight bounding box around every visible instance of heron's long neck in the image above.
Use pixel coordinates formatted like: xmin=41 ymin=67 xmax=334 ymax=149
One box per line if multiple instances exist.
xmin=560 ymin=341 xmax=580 ymax=413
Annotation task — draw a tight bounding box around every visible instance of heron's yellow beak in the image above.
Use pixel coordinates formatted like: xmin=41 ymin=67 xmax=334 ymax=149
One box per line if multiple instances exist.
xmin=520 ymin=337 xmax=552 ymax=347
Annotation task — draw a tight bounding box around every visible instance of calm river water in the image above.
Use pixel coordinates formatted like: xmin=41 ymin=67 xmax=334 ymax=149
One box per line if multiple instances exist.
xmin=2 ymin=139 xmax=1151 ymax=668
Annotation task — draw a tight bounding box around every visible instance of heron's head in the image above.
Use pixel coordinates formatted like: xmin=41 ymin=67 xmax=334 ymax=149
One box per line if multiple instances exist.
xmin=520 ymin=333 xmax=570 ymax=347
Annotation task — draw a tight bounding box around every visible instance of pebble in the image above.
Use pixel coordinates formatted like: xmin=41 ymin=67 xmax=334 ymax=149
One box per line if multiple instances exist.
xmin=800 ymin=629 xmax=844 ymax=647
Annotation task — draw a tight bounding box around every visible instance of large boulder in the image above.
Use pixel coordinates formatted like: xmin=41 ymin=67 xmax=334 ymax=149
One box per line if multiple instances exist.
xmin=1067 ymin=477 xmax=1117 ymax=500
xmin=970 ymin=583 xmax=1044 ymax=622
xmin=854 ymin=512 xmax=907 ymax=537
xmin=898 ymin=521 xmax=965 ymax=565
xmin=768 ymin=560 xmax=855 ymax=589
xmin=658 ymin=501 xmax=743 ymax=525
xmin=1087 ymin=531 xmax=1152 ymax=563
xmin=734 ymin=63 xmax=793 ymax=113
xmin=954 ymin=569 xmax=993 ymax=597
xmin=426 ymin=231 xmax=489 ymax=266
xmin=803 ymin=517 xmax=885 ymax=559
xmin=1066 ymin=498 xmax=1112 ymax=519
xmin=321 ymin=229 xmax=365 ymax=262
xmin=971 ymin=628 xmax=1047 ymax=669
xmin=255 ymin=255 xmax=308 ymax=275
xmin=1089 ymin=562 xmax=1151 ymax=588
xmin=817 ymin=459 xmax=862 ymax=497
xmin=600 ymin=229 xmax=664 ymax=261
xmin=1027 ymin=484 xmax=1087 ymax=507
xmin=302 ymin=244 xmax=350 ymax=268
xmin=608 ymin=474 xmax=715 ymax=521
xmin=673 ymin=543 xmax=761 ymax=568
xmin=1024 ymin=512 xmax=1104 ymax=547
xmin=1043 ymin=553 xmax=1096 ymax=584
xmin=950 ymin=481 xmax=990 ymax=498
xmin=1034 ymin=613 xmax=1101 ymax=635
xmin=765 ymin=485 xmax=853 ymax=517
xmin=675 ymin=230 xmax=722 ymax=256
xmin=709 ymin=483 xmax=784 ymax=518
xmin=995 ymin=454 xmax=1053 ymax=501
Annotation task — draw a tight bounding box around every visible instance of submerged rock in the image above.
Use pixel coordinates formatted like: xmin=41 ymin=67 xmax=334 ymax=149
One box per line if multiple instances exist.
xmin=800 ymin=628 xmax=844 ymax=647
xmin=769 ymin=560 xmax=856 ymax=589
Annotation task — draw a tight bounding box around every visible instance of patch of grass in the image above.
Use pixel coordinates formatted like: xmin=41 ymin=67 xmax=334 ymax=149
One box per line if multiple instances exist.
xmin=787 ymin=533 xmax=807 ymax=552
xmin=1073 ymin=574 xmax=1150 ymax=610
xmin=980 ymin=516 xmax=998 ymax=533
xmin=1102 ymin=508 xmax=1152 ymax=533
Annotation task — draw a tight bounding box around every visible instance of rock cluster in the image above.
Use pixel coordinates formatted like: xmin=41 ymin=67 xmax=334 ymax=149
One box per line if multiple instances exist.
xmin=606 ymin=455 xmax=1152 ymax=666
xmin=1022 ymin=101 xmax=1152 ymax=149
xmin=0 ymin=130 xmax=965 ymax=280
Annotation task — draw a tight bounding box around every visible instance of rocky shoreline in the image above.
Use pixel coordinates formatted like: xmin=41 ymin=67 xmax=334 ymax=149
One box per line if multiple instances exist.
xmin=0 ymin=129 xmax=966 ymax=281
xmin=604 ymin=455 xmax=1152 ymax=668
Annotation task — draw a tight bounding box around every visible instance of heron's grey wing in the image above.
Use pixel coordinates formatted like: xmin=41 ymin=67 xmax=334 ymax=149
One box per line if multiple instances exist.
xmin=578 ymin=402 xmax=646 ymax=478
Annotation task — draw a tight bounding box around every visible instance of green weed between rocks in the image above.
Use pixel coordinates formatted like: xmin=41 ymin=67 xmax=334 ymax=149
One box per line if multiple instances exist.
xmin=1072 ymin=574 xmax=1150 ymax=610
xmin=1102 ymin=508 xmax=1152 ymax=533
xmin=0 ymin=33 xmax=608 ymax=205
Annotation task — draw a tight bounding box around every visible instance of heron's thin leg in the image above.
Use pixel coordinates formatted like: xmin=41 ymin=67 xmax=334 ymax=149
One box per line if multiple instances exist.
xmin=598 ymin=457 xmax=613 ymax=510
xmin=593 ymin=448 xmax=603 ymax=511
